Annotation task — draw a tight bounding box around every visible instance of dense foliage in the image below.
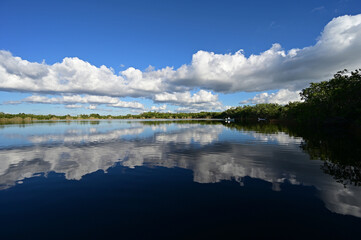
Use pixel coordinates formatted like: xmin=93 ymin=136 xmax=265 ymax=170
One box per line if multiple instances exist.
xmin=222 ymin=69 xmax=361 ymax=124
xmin=221 ymin=103 xmax=282 ymax=120
xmin=0 ymin=111 xmax=223 ymax=123
xmin=300 ymin=69 xmax=361 ymax=124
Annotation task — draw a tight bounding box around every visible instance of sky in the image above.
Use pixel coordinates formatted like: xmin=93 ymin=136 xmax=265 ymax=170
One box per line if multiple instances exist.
xmin=0 ymin=0 xmax=361 ymax=115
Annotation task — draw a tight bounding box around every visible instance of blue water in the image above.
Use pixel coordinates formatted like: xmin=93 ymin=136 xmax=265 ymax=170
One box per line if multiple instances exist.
xmin=0 ymin=120 xmax=360 ymax=239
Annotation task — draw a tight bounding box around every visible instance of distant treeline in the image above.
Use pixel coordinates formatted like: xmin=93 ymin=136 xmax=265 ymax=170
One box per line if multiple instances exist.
xmin=1 ymin=69 xmax=360 ymax=125
xmin=0 ymin=111 xmax=223 ymax=123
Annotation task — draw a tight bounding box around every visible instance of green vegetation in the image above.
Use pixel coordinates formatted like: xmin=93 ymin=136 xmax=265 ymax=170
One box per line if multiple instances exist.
xmin=221 ymin=103 xmax=283 ymax=121
xmin=1 ymin=69 xmax=360 ymax=126
xmin=0 ymin=111 xmax=223 ymax=124
xmin=222 ymin=69 xmax=361 ymax=125
xmin=299 ymin=69 xmax=361 ymax=124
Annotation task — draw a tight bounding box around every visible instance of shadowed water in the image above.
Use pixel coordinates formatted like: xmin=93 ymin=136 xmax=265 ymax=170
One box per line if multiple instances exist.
xmin=0 ymin=120 xmax=360 ymax=239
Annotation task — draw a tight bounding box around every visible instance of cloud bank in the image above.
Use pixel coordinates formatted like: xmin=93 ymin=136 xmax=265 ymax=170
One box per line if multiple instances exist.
xmin=1 ymin=14 xmax=361 ymax=109
xmin=155 ymin=89 xmax=226 ymax=112
xmin=241 ymin=89 xmax=302 ymax=105
xmin=8 ymin=94 xmax=145 ymax=110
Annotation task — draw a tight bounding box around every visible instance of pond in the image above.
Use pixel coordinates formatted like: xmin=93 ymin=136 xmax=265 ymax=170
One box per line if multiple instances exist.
xmin=0 ymin=120 xmax=360 ymax=239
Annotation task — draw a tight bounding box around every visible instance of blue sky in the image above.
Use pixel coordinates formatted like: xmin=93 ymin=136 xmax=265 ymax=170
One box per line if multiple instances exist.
xmin=1 ymin=0 xmax=361 ymax=115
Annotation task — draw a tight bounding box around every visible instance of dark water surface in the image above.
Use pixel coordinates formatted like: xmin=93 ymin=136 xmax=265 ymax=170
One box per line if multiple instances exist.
xmin=0 ymin=120 xmax=360 ymax=239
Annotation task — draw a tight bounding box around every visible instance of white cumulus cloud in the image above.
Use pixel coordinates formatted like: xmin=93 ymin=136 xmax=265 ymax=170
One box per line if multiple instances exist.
xmin=155 ymin=90 xmax=225 ymax=112
xmin=154 ymin=89 xmax=218 ymax=104
xmin=241 ymin=89 xmax=302 ymax=105
xmin=150 ymin=104 xmax=167 ymax=112
xmin=16 ymin=94 xmax=145 ymax=109
xmin=87 ymin=104 xmax=97 ymax=110
xmin=65 ymin=104 xmax=83 ymax=109
xmin=1 ymin=14 xmax=361 ymax=110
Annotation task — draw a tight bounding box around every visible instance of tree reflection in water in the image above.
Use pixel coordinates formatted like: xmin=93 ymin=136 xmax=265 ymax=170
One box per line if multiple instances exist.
xmin=299 ymin=129 xmax=361 ymax=187
xmin=223 ymin=122 xmax=361 ymax=187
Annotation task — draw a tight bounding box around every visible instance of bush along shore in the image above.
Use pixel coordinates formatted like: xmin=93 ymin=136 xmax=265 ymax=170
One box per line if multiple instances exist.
xmin=1 ymin=69 xmax=360 ymax=128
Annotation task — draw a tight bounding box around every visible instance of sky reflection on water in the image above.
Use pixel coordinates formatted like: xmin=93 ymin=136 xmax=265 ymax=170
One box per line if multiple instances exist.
xmin=0 ymin=120 xmax=360 ymax=220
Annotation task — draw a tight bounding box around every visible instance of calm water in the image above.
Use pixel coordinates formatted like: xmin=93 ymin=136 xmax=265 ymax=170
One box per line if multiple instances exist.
xmin=0 ymin=120 xmax=360 ymax=239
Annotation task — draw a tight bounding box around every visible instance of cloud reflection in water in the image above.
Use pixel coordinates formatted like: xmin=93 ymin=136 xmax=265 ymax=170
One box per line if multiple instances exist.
xmin=0 ymin=121 xmax=360 ymax=218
